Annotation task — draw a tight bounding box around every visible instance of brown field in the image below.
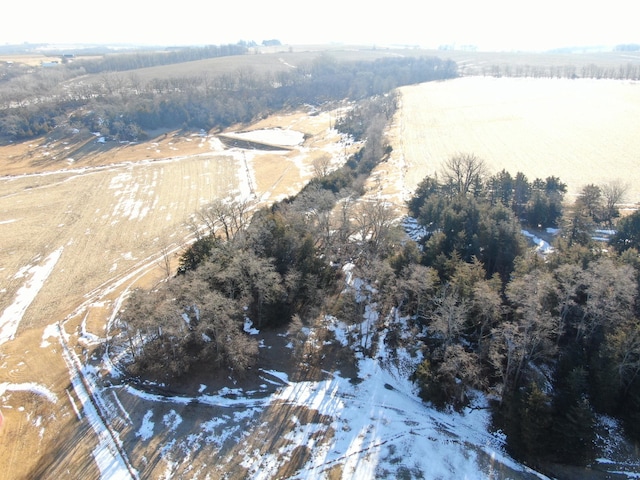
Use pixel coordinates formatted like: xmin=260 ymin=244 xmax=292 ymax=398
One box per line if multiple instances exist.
xmin=378 ymin=76 xmax=640 ymax=207
xmin=0 ymin=108 xmax=353 ymax=479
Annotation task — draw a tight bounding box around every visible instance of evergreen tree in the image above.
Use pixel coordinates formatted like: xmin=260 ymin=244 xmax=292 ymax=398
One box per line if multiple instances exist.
xmin=519 ymin=383 xmax=553 ymax=463
xmin=611 ymin=210 xmax=640 ymax=253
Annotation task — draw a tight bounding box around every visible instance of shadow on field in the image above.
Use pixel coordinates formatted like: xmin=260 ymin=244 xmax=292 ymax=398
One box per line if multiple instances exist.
xmin=25 ymin=388 xmax=99 ymax=480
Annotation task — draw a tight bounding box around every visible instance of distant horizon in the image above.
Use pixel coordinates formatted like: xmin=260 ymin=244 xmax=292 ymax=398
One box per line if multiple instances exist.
xmin=3 ymin=0 xmax=638 ymax=54
xmin=1 ymin=40 xmax=636 ymax=56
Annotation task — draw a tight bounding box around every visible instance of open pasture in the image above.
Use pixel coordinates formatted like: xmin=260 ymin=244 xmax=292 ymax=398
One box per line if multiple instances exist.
xmin=382 ymin=76 xmax=640 ymax=206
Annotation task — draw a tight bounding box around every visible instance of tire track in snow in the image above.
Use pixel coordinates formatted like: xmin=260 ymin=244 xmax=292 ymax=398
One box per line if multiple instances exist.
xmin=56 ymin=322 xmax=138 ymax=479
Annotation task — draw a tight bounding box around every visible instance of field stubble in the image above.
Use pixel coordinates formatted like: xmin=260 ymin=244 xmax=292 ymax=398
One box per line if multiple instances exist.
xmin=382 ymin=76 xmax=640 ymax=206
xmin=0 ymin=108 xmax=346 ymax=478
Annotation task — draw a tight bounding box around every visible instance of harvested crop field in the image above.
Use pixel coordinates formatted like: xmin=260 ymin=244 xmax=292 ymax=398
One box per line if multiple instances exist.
xmin=380 ymin=76 xmax=640 ymax=206
xmin=0 ymin=108 xmax=352 ymax=479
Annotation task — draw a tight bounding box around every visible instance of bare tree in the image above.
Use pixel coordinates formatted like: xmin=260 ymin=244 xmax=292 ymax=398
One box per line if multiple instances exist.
xmin=312 ymin=154 xmax=332 ymax=178
xmin=605 ymin=320 xmax=640 ymax=396
xmin=577 ymin=258 xmax=637 ymax=342
xmin=491 ymin=270 xmax=558 ymax=396
xmin=441 ymin=153 xmax=487 ymax=197
xmin=198 ymin=198 xmax=254 ymax=241
xmin=332 ymin=195 xmax=357 ymax=247
xmin=396 ymin=264 xmax=439 ymax=319
xmin=156 ymin=236 xmax=175 ymax=278
xmin=438 ymin=344 xmax=484 ymax=406
xmin=470 ymin=279 xmax=503 ymax=352
xmin=352 ymin=198 xmax=397 ymax=255
xmin=428 ymin=284 xmax=468 ymax=346
xmin=185 ymin=214 xmax=204 ymax=241
xmin=601 ymin=180 xmax=629 ymax=227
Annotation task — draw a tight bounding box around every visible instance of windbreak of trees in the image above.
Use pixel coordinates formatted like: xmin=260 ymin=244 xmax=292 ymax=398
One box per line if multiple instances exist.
xmin=0 ymin=53 xmax=456 ymax=141
xmin=68 ymin=44 xmax=248 ymax=74
xmin=476 ymin=62 xmax=640 ymax=80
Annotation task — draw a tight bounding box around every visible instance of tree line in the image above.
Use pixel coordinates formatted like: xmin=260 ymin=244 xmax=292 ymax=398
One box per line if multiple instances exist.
xmin=67 ymin=44 xmax=248 ymax=74
xmin=0 ymin=53 xmax=456 ymax=142
xmin=473 ymin=62 xmax=640 ymax=80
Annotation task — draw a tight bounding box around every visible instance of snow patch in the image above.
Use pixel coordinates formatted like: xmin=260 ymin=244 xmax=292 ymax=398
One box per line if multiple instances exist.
xmin=227 ymin=128 xmax=304 ymax=147
xmin=41 ymin=323 xmax=59 ymax=348
xmin=163 ymin=410 xmax=183 ymax=432
xmin=0 ymin=247 xmax=63 ymax=345
xmin=521 ymin=229 xmax=554 ymax=254
xmin=137 ymin=410 xmax=155 ymax=441
xmin=0 ymin=382 xmax=58 ymax=403
xmin=243 ymin=318 xmax=260 ymax=335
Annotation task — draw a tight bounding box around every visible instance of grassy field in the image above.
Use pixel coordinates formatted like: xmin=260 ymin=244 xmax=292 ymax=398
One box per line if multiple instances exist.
xmin=378 ymin=76 xmax=640 ymax=207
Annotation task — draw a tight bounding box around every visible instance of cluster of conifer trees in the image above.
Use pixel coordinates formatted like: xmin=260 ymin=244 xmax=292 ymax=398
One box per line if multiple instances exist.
xmin=404 ymin=161 xmax=640 ymax=467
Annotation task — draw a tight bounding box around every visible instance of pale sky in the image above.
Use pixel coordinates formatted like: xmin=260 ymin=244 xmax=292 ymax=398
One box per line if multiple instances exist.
xmin=3 ymin=0 xmax=638 ymax=51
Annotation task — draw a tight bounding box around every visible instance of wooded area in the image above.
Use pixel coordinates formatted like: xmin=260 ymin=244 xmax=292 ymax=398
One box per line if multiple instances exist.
xmin=0 ymin=49 xmax=456 ymax=142
xmin=112 ymin=88 xmax=640 ymax=471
